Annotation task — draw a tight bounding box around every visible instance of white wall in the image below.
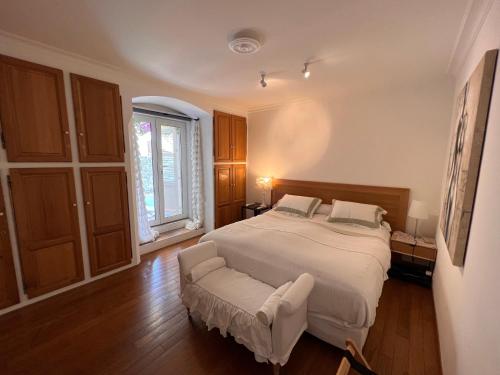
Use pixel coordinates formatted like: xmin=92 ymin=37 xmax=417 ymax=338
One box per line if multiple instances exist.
xmin=0 ymin=32 xmax=245 ymax=315
xmin=433 ymin=2 xmax=500 ymax=374
xmin=247 ymin=79 xmax=454 ymax=235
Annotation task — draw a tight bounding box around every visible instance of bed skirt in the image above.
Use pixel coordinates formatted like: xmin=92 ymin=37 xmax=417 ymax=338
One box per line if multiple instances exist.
xmin=307 ymin=313 xmax=369 ymax=349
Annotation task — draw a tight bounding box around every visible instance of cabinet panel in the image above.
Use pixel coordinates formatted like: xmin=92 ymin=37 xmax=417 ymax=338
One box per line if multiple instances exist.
xmin=214 ymin=111 xmax=232 ymax=162
xmin=10 ymin=168 xmax=83 ymax=298
xmin=215 ymin=205 xmax=233 ymax=229
xmin=81 ymin=167 xmax=132 ymax=276
xmin=231 ymin=115 xmax=247 ymax=162
xmin=215 ymin=165 xmax=232 ymax=206
xmin=71 ymin=74 xmax=125 ymax=162
xmin=0 ymin=180 xmax=19 ymax=309
xmin=232 ymin=165 xmax=246 ymax=202
xmin=0 ymin=55 xmax=71 ymax=162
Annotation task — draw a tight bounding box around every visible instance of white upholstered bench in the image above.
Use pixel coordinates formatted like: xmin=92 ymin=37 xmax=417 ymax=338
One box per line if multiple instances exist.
xmin=178 ymin=241 xmax=315 ymax=374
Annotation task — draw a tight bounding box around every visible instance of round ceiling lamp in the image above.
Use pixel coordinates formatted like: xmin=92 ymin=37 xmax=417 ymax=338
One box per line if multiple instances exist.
xmin=228 ymin=37 xmax=261 ymax=55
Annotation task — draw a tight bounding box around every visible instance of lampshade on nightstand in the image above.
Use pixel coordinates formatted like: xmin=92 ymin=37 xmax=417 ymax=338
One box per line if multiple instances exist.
xmin=256 ymin=176 xmax=272 ymax=206
xmin=408 ymin=200 xmax=429 ymax=237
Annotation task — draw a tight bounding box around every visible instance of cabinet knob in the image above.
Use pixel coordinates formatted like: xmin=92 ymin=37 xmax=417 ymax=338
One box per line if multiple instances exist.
xmin=79 ymin=132 xmax=84 ymax=136
xmin=86 ymin=201 xmax=91 ymax=205
xmin=72 ymin=203 xmax=77 ymax=207
xmin=0 ymin=212 xmax=3 ymax=216
xmin=65 ymin=131 xmax=69 ymax=135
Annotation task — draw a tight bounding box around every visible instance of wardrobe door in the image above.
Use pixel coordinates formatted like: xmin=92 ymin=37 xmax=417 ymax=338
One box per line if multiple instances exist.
xmin=231 ymin=115 xmax=247 ymax=162
xmin=214 ymin=111 xmax=232 ymax=162
xmin=10 ymin=168 xmax=83 ymax=298
xmin=231 ymin=165 xmax=246 ymax=222
xmin=214 ymin=165 xmax=232 ymax=228
xmin=81 ymin=167 xmax=132 ymax=276
xmin=0 ymin=180 xmax=19 ymax=309
xmin=0 ymin=54 xmax=71 ymax=162
xmin=71 ymin=74 xmax=125 ymax=162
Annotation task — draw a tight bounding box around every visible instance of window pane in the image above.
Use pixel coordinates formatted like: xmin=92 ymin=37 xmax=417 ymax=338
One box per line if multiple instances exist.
xmin=161 ymin=125 xmax=183 ymax=218
xmin=134 ymin=119 xmax=156 ymax=221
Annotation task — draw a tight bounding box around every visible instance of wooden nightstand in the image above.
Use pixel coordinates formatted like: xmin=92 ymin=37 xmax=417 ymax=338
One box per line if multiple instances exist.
xmin=389 ymin=231 xmax=437 ymax=287
xmin=241 ymin=203 xmax=271 ymax=218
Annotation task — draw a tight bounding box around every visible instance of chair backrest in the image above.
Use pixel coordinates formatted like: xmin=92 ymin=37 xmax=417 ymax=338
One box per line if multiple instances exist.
xmin=335 ymin=339 xmax=375 ymax=375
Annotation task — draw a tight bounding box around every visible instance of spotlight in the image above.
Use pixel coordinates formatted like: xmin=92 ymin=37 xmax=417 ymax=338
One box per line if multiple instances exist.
xmin=302 ymin=62 xmax=310 ymax=79
xmin=260 ymin=72 xmax=267 ymax=88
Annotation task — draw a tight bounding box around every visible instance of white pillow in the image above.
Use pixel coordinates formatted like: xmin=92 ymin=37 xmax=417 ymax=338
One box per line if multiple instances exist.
xmin=316 ymin=204 xmax=332 ymax=216
xmin=327 ymin=200 xmax=387 ymax=228
xmin=256 ymin=281 xmax=292 ymax=326
xmin=188 ymin=257 xmax=226 ymax=282
xmin=274 ymin=194 xmax=322 ymax=218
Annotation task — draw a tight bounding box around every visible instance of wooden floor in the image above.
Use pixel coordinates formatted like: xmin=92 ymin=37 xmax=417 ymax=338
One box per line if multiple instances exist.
xmin=0 ymin=238 xmax=441 ymax=375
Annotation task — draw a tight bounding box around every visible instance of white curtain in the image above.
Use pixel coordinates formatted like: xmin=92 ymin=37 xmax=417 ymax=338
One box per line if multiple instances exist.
xmin=132 ymin=118 xmax=159 ymax=244
xmin=186 ymin=119 xmax=204 ymax=230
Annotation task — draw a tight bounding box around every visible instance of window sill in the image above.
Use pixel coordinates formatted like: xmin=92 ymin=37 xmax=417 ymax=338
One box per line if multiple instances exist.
xmin=139 ymin=227 xmax=204 ymax=256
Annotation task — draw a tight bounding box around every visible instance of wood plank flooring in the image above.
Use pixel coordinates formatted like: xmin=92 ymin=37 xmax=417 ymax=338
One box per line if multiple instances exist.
xmin=0 ymin=237 xmax=441 ymax=375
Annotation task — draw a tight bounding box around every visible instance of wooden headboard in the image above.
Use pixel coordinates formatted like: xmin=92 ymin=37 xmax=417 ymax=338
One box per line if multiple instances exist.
xmin=271 ymin=179 xmax=410 ymax=232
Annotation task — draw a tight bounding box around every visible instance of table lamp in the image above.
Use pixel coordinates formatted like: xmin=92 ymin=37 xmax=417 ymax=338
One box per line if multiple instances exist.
xmin=408 ymin=200 xmax=429 ymax=238
xmin=256 ymin=177 xmax=272 ymax=207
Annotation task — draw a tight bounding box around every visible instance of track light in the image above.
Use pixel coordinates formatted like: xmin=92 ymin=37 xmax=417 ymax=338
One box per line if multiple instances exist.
xmin=260 ymin=72 xmax=267 ymax=88
xmin=302 ymin=63 xmax=310 ymax=79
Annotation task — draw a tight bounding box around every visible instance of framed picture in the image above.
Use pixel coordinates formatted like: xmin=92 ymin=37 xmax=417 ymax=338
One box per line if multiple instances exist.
xmin=440 ymin=49 xmax=498 ymax=266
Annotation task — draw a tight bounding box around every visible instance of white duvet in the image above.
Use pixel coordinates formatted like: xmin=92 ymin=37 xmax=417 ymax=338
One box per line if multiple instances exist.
xmin=200 ymin=210 xmax=391 ymax=329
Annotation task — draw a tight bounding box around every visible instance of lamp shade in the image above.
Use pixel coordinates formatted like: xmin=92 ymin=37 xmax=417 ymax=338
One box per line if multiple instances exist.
xmin=408 ymin=200 xmax=429 ymax=220
xmin=256 ymin=176 xmax=272 ymax=190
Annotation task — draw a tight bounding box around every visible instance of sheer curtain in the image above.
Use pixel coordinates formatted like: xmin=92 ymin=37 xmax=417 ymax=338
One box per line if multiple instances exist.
xmin=132 ymin=118 xmax=159 ymax=244
xmin=186 ymin=119 xmax=204 ymax=230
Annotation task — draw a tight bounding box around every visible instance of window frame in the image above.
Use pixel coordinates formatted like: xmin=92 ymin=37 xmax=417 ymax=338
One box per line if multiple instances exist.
xmin=133 ymin=112 xmax=189 ymax=227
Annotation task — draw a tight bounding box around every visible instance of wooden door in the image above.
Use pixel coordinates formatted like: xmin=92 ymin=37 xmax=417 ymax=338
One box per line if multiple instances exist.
xmin=0 ymin=54 xmax=71 ymax=162
xmin=10 ymin=168 xmax=83 ymax=298
xmin=71 ymin=74 xmax=125 ymax=162
xmin=214 ymin=165 xmax=232 ymax=228
xmin=214 ymin=111 xmax=232 ymax=162
xmin=81 ymin=167 xmax=132 ymax=276
xmin=231 ymin=115 xmax=247 ymax=162
xmin=231 ymin=165 xmax=246 ymax=222
xmin=0 ymin=180 xmax=19 ymax=309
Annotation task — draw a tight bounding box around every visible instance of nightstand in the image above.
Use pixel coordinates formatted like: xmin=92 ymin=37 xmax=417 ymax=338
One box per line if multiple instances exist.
xmin=241 ymin=203 xmax=271 ymax=218
xmin=388 ymin=231 xmax=437 ymax=287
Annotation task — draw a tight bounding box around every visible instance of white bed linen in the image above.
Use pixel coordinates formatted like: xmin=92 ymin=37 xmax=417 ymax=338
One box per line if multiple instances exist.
xmin=200 ymin=210 xmax=391 ymax=329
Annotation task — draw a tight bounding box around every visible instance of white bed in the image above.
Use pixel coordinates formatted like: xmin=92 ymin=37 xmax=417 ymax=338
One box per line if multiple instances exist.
xmin=199 ymin=210 xmax=392 ymax=348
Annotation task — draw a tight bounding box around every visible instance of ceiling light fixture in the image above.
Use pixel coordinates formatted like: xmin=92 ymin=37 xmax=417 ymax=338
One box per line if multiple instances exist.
xmin=229 ymin=37 xmax=261 ymax=54
xmin=302 ymin=62 xmax=311 ymax=79
xmin=260 ymin=72 xmax=267 ymax=88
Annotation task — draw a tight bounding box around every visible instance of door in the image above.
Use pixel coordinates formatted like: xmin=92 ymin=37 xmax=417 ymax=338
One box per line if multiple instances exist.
xmin=215 ymin=165 xmax=232 ymax=228
xmin=81 ymin=167 xmax=132 ymax=276
xmin=0 ymin=54 xmax=71 ymax=162
xmin=231 ymin=115 xmax=247 ymax=162
xmin=10 ymin=168 xmax=83 ymax=298
xmin=71 ymin=74 xmax=125 ymax=162
xmin=214 ymin=111 xmax=232 ymax=162
xmin=0 ymin=180 xmax=19 ymax=309
xmin=231 ymin=164 xmax=246 ymax=222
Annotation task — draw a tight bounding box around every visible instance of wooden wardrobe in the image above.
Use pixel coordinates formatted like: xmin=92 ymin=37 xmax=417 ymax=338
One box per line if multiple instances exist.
xmin=0 ymin=53 xmax=133 ymax=304
xmin=213 ymin=111 xmax=247 ymax=228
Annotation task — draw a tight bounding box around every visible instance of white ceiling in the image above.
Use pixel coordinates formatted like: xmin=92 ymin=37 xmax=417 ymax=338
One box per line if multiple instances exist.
xmin=0 ymin=0 xmax=469 ymax=109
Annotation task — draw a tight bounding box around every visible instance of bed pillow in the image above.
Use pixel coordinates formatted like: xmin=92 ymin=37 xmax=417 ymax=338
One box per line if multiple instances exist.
xmin=327 ymin=200 xmax=387 ymax=228
xmin=274 ymin=194 xmax=322 ymax=218
xmin=316 ymin=204 xmax=332 ymax=216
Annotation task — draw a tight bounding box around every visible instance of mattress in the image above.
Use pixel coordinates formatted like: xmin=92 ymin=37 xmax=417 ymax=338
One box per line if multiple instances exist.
xmin=200 ymin=210 xmax=391 ymax=329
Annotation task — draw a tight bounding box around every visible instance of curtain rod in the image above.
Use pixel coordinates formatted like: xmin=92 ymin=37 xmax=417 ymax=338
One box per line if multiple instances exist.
xmin=133 ymin=107 xmax=199 ymax=121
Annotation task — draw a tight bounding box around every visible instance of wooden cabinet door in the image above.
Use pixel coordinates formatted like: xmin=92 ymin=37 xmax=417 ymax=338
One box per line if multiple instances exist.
xmin=215 ymin=206 xmax=233 ymax=229
xmin=81 ymin=167 xmax=132 ymax=276
xmin=10 ymin=168 xmax=83 ymax=298
xmin=0 ymin=180 xmax=19 ymax=309
xmin=231 ymin=115 xmax=247 ymax=162
xmin=231 ymin=165 xmax=246 ymax=222
xmin=214 ymin=111 xmax=232 ymax=162
xmin=0 ymin=54 xmax=71 ymax=162
xmin=71 ymin=74 xmax=125 ymax=162
xmin=215 ymin=165 xmax=232 ymax=206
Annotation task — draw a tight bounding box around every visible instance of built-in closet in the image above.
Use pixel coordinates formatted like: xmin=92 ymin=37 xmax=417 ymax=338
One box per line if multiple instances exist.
xmin=213 ymin=110 xmax=247 ymax=228
xmin=0 ymin=53 xmax=132 ymax=306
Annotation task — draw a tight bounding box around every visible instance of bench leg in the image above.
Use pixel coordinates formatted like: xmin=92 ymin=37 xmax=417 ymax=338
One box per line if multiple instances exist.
xmin=186 ymin=307 xmax=192 ymax=321
xmin=273 ymin=364 xmax=281 ymax=375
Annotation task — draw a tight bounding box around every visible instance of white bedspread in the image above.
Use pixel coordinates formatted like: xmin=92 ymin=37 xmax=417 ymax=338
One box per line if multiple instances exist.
xmin=200 ymin=211 xmax=391 ymax=328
